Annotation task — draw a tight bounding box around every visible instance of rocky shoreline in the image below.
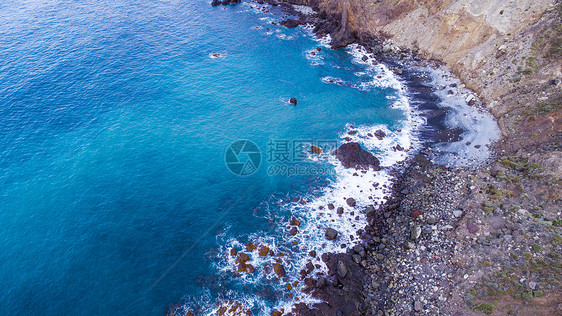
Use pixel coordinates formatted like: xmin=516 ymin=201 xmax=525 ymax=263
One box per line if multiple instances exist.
xmin=250 ymin=1 xmax=561 ymax=315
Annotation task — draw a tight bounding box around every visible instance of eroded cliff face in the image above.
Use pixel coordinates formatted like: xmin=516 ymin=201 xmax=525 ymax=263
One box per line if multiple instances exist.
xmin=284 ymin=0 xmax=562 ymax=176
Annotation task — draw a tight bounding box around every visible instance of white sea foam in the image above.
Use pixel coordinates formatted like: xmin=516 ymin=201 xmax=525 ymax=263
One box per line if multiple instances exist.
xmin=292 ymin=5 xmax=315 ymax=16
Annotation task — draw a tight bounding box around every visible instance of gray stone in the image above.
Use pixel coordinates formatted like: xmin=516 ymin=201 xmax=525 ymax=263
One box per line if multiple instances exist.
xmin=316 ymin=277 xmax=327 ymax=288
xmin=414 ymin=300 xmax=423 ymax=311
xmin=411 ymin=225 xmax=422 ymax=240
xmin=337 ymin=261 xmax=348 ymax=278
xmin=427 ymin=217 xmax=439 ymax=224
xmin=490 ymin=216 xmax=507 ymax=230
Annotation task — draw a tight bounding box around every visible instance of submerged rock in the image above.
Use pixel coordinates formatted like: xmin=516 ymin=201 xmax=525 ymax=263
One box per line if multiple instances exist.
xmin=334 ymin=142 xmax=381 ymax=170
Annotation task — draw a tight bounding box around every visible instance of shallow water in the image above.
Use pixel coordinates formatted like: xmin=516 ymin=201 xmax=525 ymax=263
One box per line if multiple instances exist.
xmin=0 ymin=1 xmax=498 ymax=315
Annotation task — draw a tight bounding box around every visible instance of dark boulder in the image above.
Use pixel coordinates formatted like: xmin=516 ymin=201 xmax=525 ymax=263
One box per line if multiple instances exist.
xmin=281 ymin=19 xmax=302 ymax=29
xmin=289 ymin=97 xmax=298 ymax=105
xmin=334 ymin=142 xmax=380 ymax=170
xmin=374 ymin=129 xmax=386 ymax=140
xmin=325 ymin=228 xmax=338 ymax=240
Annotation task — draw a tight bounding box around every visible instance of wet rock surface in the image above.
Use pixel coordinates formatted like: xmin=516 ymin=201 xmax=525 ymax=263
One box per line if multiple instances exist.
xmin=334 ymin=142 xmax=381 ymax=171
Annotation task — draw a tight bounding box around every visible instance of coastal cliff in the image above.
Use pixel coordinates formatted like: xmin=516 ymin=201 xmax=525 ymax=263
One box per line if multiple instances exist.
xmin=282 ymin=0 xmax=561 ymax=177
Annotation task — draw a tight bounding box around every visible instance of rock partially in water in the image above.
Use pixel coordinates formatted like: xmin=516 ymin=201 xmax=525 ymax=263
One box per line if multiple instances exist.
xmin=325 ymin=228 xmax=338 ymax=240
xmin=374 ymin=129 xmax=386 ymax=140
xmin=273 ymin=263 xmax=286 ymax=278
xmin=289 ymin=97 xmax=298 ymax=105
xmin=281 ymin=19 xmax=302 ymax=29
xmin=311 ymin=145 xmax=323 ymax=154
xmin=334 ymin=142 xmax=381 ymax=170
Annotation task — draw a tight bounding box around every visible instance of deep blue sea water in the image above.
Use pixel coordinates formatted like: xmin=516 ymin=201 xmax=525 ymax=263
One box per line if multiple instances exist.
xmin=0 ymin=1 xmax=497 ymax=315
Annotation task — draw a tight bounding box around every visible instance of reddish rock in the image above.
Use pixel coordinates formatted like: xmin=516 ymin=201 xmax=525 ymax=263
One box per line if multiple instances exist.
xmin=245 ymin=243 xmax=257 ymax=251
xmin=327 ymin=203 xmax=335 ymax=210
xmin=411 ymin=210 xmax=423 ymax=217
xmin=289 ymin=227 xmax=298 ymax=235
xmin=230 ymin=248 xmax=237 ymax=256
xmin=311 ymin=145 xmax=323 ymax=154
xmin=236 ymin=253 xmax=250 ymax=264
xmin=290 ymin=217 xmax=301 ymax=226
xmin=273 ymin=263 xmax=286 ymax=277
xmin=237 ymin=262 xmax=247 ymax=272
xmin=259 ymin=245 xmax=270 ymax=256
xmin=246 ymin=264 xmax=255 ymax=273
xmin=374 ymin=129 xmax=386 ymax=140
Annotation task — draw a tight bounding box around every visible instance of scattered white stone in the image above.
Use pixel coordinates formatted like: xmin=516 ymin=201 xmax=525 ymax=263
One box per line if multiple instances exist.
xmin=453 ymin=210 xmax=463 ymax=217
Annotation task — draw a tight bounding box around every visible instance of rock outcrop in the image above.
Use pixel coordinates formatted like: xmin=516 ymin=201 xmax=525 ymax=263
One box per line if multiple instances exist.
xmin=334 ymin=142 xmax=381 ymax=170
